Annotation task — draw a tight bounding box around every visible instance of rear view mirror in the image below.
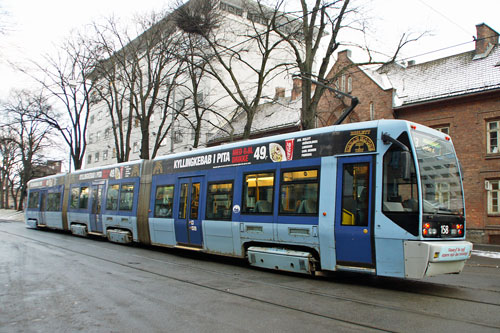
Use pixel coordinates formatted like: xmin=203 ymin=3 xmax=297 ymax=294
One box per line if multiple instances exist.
xmin=400 ymin=151 xmax=411 ymax=181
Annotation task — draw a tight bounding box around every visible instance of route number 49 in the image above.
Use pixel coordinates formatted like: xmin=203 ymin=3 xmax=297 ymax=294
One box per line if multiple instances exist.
xmin=254 ymin=146 xmax=267 ymax=160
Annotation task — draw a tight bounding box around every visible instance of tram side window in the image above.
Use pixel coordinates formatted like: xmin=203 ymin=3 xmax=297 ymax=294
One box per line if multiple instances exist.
xmin=206 ymin=182 xmax=233 ymax=220
xmin=46 ymin=192 xmax=62 ymax=211
xmin=79 ymin=187 xmax=89 ymax=209
xmin=154 ymin=185 xmax=174 ymax=218
xmin=280 ymin=169 xmax=319 ymax=215
xmin=70 ymin=187 xmax=79 ymax=209
xmin=382 ymin=132 xmax=419 ymax=236
xmin=28 ymin=191 xmax=40 ymax=209
xmin=242 ymin=172 xmax=274 ymax=214
xmin=382 ymin=134 xmax=418 ymax=214
xmin=119 ymin=184 xmax=135 ymax=211
xmin=106 ymin=184 xmax=120 ymax=210
xmin=178 ymin=183 xmax=189 ymax=219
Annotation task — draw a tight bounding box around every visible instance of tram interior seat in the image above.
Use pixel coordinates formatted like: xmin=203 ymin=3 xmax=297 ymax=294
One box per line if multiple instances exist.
xmin=297 ymin=199 xmax=317 ymax=214
xmin=255 ymin=200 xmax=272 ymax=213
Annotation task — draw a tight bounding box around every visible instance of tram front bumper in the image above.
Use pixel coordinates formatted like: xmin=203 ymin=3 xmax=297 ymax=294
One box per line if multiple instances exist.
xmin=403 ymin=240 xmax=473 ymax=279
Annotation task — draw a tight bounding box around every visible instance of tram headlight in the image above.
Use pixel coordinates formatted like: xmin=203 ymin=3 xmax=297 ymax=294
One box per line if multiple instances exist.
xmin=422 ymin=222 xmax=437 ymax=237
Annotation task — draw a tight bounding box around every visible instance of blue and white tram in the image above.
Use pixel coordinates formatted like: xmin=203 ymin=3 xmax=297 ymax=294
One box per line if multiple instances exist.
xmin=25 ymin=120 xmax=473 ymax=279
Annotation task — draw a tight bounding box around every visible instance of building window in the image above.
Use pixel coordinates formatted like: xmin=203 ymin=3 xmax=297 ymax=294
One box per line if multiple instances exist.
xmin=487 ymin=180 xmax=500 ymax=215
xmin=487 ymin=120 xmax=499 ymax=154
xmin=96 ymin=131 xmax=101 ymax=141
xmin=219 ymin=2 xmax=243 ymax=16
xmin=134 ymin=117 xmax=140 ymax=128
xmin=341 ymin=75 xmax=346 ymax=92
xmin=434 ymin=126 xmax=450 ymax=135
xmin=112 ymin=148 xmax=116 ymax=158
xmin=98 ymin=111 xmax=103 ymax=121
xmin=247 ymin=12 xmax=268 ymax=25
xmin=103 ymin=150 xmax=108 ymax=160
xmin=87 ymin=154 xmax=92 ymax=164
xmin=133 ymin=142 xmax=139 ymax=153
xmin=174 ymin=130 xmax=183 ymax=144
xmin=347 ymin=76 xmax=352 ymax=93
xmin=89 ymin=134 xmax=94 ymax=144
xmin=94 ymin=152 xmax=100 ymax=163
xmin=369 ymin=102 xmax=375 ymax=120
xmin=104 ymin=128 xmax=110 ymax=139
xmin=90 ymin=115 xmax=95 ymax=124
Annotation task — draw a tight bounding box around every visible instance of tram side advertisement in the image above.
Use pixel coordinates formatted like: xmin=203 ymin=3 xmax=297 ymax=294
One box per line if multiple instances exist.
xmin=154 ymin=128 xmax=378 ymax=174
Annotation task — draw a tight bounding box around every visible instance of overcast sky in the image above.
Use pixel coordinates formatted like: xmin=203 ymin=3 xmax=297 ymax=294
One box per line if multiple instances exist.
xmin=1 ymin=0 xmax=499 ymax=99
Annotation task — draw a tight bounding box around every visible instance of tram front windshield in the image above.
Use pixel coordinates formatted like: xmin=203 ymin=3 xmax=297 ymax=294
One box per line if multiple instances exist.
xmin=412 ymin=131 xmax=464 ymax=215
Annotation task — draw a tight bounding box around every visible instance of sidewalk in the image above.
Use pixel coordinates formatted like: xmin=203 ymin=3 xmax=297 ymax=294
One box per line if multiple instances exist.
xmin=0 ymin=209 xmax=25 ymax=222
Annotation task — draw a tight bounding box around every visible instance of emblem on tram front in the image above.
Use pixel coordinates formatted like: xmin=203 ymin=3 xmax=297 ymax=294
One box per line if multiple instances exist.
xmin=344 ymin=130 xmax=376 ymax=153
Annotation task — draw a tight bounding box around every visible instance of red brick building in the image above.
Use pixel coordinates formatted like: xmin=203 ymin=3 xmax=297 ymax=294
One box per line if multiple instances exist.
xmin=318 ymin=23 xmax=500 ymax=244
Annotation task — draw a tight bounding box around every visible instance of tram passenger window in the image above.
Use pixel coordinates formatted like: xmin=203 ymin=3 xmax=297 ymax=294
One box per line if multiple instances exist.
xmin=341 ymin=164 xmax=369 ymax=226
xmin=70 ymin=187 xmax=79 ymax=209
xmin=155 ymin=185 xmax=174 ymax=218
xmin=279 ymin=169 xmax=318 ymax=215
xmin=206 ymin=182 xmax=233 ymax=220
xmin=178 ymin=183 xmax=189 ymax=219
xmin=190 ymin=183 xmax=201 ymax=219
xmin=79 ymin=187 xmax=89 ymax=209
xmin=119 ymin=184 xmax=134 ymax=211
xmin=106 ymin=184 xmax=119 ymax=210
xmin=28 ymin=191 xmax=40 ymax=209
xmin=242 ymin=172 xmax=274 ymax=214
xmin=46 ymin=193 xmax=62 ymax=211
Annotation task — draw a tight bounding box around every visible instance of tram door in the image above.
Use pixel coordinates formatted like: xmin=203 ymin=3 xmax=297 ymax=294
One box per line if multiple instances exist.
xmin=39 ymin=191 xmax=47 ymax=226
xmin=334 ymin=155 xmax=374 ymax=266
xmin=174 ymin=177 xmax=204 ymax=247
xmin=89 ymin=184 xmax=104 ymax=233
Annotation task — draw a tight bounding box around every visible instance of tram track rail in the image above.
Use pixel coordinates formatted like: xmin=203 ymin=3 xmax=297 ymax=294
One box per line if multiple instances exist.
xmin=3 ymin=226 xmax=500 ymax=332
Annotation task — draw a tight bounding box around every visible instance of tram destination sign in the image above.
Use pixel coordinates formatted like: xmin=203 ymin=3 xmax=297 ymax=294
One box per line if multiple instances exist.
xmin=154 ymin=128 xmax=377 ymax=174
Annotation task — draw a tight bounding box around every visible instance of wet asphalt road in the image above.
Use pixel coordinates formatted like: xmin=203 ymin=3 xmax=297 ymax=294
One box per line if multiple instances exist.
xmin=1 ymin=219 xmax=499 ymax=332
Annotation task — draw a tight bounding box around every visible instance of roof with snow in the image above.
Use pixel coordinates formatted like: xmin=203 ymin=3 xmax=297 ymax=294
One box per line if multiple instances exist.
xmin=372 ymin=45 xmax=500 ymax=107
xmin=208 ymin=97 xmax=301 ymax=144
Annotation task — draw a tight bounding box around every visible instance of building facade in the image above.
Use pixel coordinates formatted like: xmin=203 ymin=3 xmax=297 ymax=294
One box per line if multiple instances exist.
xmin=318 ymin=23 xmax=500 ymax=244
xmin=84 ymin=0 xmax=301 ymax=169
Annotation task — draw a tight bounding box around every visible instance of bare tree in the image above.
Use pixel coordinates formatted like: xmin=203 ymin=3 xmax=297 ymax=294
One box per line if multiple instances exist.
xmin=0 ymin=133 xmax=17 ymax=208
xmin=174 ymin=0 xmax=294 ymax=140
xmin=89 ymin=11 xmax=185 ymax=161
xmin=272 ymin=0 xmax=423 ymax=129
xmin=21 ymin=33 xmax=96 ymax=171
xmin=0 ymin=90 xmax=54 ymax=210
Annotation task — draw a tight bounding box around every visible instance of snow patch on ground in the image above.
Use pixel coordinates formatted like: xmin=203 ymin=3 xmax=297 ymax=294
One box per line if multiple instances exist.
xmin=472 ymin=250 xmax=500 ymax=259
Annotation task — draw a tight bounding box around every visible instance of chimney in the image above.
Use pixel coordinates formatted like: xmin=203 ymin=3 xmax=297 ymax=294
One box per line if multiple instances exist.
xmin=274 ymin=87 xmax=285 ymax=100
xmin=291 ymin=77 xmax=302 ymax=100
xmin=338 ymin=49 xmax=352 ymax=59
xmin=474 ymin=23 xmax=499 ymax=57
